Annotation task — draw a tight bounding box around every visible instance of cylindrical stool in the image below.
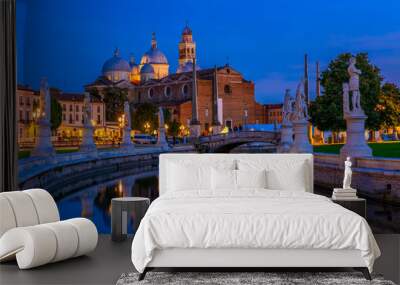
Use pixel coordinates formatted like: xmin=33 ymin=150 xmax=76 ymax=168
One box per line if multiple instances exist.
xmin=111 ymin=197 xmax=150 ymax=242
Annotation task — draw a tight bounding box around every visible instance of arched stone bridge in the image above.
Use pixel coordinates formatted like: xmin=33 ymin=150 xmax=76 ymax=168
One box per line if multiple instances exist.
xmin=195 ymin=131 xmax=280 ymax=153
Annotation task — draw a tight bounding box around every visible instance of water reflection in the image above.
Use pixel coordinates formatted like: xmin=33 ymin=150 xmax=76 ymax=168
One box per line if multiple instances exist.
xmin=57 ymin=173 xmax=158 ymax=234
xmin=57 ymin=172 xmax=400 ymax=234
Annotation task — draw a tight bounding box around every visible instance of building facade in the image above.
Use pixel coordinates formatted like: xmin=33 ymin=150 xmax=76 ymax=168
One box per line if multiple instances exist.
xmin=86 ymin=25 xmax=266 ymax=135
xmin=16 ymin=86 xmax=107 ymax=145
xmin=56 ymin=93 xmax=106 ymax=139
xmin=131 ymin=65 xmax=260 ymax=133
xmin=17 ymin=85 xmax=40 ymax=144
xmin=264 ymin=103 xmax=283 ymax=124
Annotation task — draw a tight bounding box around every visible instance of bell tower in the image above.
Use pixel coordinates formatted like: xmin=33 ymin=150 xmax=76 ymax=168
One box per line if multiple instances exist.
xmin=178 ymin=24 xmax=196 ymax=66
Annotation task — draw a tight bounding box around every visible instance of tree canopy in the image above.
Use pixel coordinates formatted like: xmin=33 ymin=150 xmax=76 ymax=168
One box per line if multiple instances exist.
xmin=50 ymin=96 xmax=62 ymax=132
xmin=102 ymin=87 xmax=128 ymax=122
xmin=378 ymin=83 xmax=400 ymax=130
xmin=309 ymin=53 xmax=382 ymax=131
xmin=131 ymin=103 xmax=158 ymax=134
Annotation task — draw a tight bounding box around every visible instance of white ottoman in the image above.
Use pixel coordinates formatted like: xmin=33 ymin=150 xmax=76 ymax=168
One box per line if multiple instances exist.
xmin=0 ymin=189 xmax=98 ymax=269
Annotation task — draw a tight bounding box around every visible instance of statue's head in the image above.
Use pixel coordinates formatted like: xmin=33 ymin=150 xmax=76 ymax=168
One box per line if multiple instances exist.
xmin=349 ymin=57 xmax=356 ymax=65
xmin=346 ymin=156 xmax=351 ymax=161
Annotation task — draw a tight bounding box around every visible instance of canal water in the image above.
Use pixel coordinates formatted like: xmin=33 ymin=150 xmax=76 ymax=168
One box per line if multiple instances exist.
xmin=56 ymin=169 xmax=400 ymax=234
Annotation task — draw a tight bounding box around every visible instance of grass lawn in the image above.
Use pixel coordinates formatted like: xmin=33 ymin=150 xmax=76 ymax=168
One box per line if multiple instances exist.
xmin=314 ymin=142 xmax=400 ymax=158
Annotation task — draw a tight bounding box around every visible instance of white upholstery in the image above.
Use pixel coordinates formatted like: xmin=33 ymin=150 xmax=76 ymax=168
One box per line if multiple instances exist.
xmin=0 ymin=189 xmax=98 ymax=269
xmin=159 ymin=154 xmax=313 ymax=195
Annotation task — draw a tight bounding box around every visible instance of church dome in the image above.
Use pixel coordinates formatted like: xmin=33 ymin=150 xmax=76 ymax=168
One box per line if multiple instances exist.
xmin=140 ymin=32 xmax=168 ymax=65
xmin=141 ymin=48 xmax=168 ymax=65
xmin=176 ymin=61 xmax=200 ymax=73
xmin=102 ymin=48 xmax=131 ymax=74
xmin=141 ymin=63 xmax=154 ymax=74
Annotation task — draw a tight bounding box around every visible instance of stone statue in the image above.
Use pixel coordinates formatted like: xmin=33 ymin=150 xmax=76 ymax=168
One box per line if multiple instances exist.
xmin=343 ymin=157 xmax=352 ymax=189
xmin=282 ymin=89 xmax=293 ymax=123
xmin=83 ymin=92 xmax=92 ymax=127
xmin=39 ymin=78 xmax=51 ymax=122
xmin=339 ymin=57 xmax=372 ymax=160
xmin=293 ymin=79 xmax=308 ymax=121
xmin=342 ymin=83 xmax=350 ymax=114
xmin=124 ymin=101 xmax=131 ymax=129
xmin=158 ymin=107 xmax=164 ymax=127
xmin=157 ymin=107 xmax=168 ymax=148
xmin=347 ymin=57 xmax=361 ymax=112
xmin=348 ymin=57 xmax=361 ymax=92
xmin=31 ymin=77 xmax=55 ymax=157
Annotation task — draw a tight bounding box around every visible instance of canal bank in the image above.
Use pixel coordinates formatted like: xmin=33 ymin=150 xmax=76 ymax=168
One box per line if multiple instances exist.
xmin=18 ymin=145 xmax=194 ymax=193
xmin=314 ymin=153 xmax=400 ymax=205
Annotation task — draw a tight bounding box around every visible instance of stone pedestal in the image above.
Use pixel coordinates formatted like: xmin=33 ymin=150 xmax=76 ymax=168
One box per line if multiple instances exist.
xmin=31 ymin=119 xmax=55 ymax=157
xmin=212 ymin=125 xmax=222 ymax=135
xmin=120 ymin=127 xmax=135 ymax=152
xmin=340 ymin=113 xmax=372 ymax=161
xmin=80 ymin=125 xmax=97 ymax=154
xmin=278 ymin=122 xmax=293 ymax=153
xmin=290 ymin=119 xmax=312 ymax=153
xmin=190 ymin=124 xmax=201 ymax=138
xmin=157 ymin=127 xmax=169 ymax=150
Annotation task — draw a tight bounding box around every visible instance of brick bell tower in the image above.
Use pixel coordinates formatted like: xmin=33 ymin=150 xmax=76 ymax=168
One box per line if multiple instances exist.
xmin=178 ymin=23 xmax=196 ymax=66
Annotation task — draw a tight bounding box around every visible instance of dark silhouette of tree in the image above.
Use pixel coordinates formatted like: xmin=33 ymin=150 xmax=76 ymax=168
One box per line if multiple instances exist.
xmin=310 ymin=53 xmax=382 ymax=132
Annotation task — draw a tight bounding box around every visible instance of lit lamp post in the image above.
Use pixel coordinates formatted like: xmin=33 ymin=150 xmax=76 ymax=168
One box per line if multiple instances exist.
xmin=144 ymin=121 xmax=151 ymax=134
xmin=118 ymin=114 xmax=125 ymax=140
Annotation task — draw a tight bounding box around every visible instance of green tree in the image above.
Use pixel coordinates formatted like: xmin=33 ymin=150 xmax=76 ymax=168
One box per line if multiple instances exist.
xmin=103 ymin=87 xmax=128 ymax=121
xmin=50 ymin=97 xmax=62 ymax=133
xmin=131 ymin=103 xmax=158 ymax=133
xmin=168 ymin=119 xmax=180 ymax=137
xmin=378 ymin=83 xmax=400 ymax=138
xmin=310 ymin=53 xmax=383 ymax=132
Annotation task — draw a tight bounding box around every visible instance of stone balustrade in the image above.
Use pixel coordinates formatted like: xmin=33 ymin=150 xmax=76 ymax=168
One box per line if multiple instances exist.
xmin=18 ymin=145 xmax=194 ymax=190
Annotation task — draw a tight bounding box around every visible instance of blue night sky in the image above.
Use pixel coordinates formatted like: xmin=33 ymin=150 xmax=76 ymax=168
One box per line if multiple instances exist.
xmin=17 ymin=0 xmax=400 ymax=103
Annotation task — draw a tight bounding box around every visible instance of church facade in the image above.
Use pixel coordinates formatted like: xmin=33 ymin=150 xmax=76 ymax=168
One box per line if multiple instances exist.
xmin=86 ymin=25 xmax=264 ymax=134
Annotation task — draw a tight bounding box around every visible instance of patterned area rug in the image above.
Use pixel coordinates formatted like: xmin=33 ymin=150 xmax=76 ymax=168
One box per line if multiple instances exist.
xmin=116 ymin=272 xmax=396 ymax=285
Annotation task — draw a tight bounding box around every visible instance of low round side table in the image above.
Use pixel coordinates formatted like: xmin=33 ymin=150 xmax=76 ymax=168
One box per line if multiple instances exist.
xmin=111 ymin=197 xmax=150 ymax=242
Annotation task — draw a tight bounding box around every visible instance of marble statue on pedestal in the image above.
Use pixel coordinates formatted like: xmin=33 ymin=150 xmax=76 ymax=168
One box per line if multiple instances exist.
xmin=79 ymin=92 xmax=97 ymax=154
xmin=343 ymin=156 xmax=352 ymax=189
xmin=278 ymin=89 xmax=294 ymax=153
xmin=31 ymin=78 xmax=55 ymax=158
xmin=340 ymin=56 xmax=372 ymax=160
xmin=289 ymin=79 xmax=312 ymax=153
xmin=120 ymin=101 xmax=135 ymax=152
xmin=157 ymin=107 xmax=169 ymax=150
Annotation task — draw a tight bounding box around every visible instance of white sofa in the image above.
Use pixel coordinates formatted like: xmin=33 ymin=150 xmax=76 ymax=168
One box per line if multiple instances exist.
xmin=0 ymin=188 xmax=98 ymax=269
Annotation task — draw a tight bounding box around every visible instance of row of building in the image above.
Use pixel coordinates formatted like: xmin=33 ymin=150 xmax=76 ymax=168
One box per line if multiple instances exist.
xmin=17 ymin=25 xmax=283 ymax=144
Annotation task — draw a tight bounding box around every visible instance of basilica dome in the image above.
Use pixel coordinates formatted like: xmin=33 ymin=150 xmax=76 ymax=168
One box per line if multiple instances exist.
xmin=140 ymin=48 xmax=168 ymax=65
xmin=102 ymin=48 xmax=131 ymax=74
xmin=141 ymin=63 xmax=154 ymax=74
xmin=140 ymin=32 xmax=168 ymax=65
xmin=176 ymin=61 xmax=200 ymax=73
